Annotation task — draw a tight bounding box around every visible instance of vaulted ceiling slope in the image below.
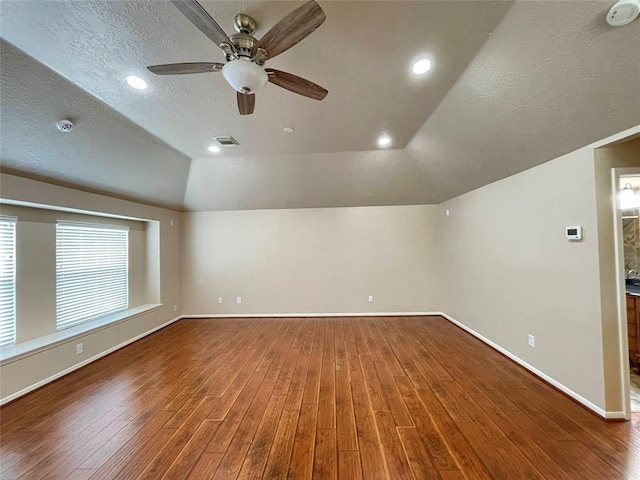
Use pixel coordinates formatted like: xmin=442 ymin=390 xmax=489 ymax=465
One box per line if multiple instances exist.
xmin=1 ymin=1 xmax=639 ymax=212
xmin=0 ymin=41 xmax=191 ymax=209
xmin=404 ymin=0 xmax=640 ymax=202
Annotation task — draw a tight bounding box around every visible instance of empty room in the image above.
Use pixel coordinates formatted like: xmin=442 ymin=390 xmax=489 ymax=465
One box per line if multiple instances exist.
xmin=1 ymin=0 xmax=640 ymax=478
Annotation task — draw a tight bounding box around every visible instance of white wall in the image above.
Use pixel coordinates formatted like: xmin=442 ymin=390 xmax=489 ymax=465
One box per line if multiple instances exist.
xmin=438 ymin=127 xmax=640 ymax=415
xmin=0 ymin=174 xmax=181 ymax=402
xmin=182 ymin=205 xmax=440 ymax=315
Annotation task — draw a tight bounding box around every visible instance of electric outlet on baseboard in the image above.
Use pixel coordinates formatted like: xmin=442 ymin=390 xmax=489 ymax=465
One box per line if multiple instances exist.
xmin=76 ymin=343 xmax=83 ymax=355
xmin=236 ymin=296 xmax=242 ymax=304
xmin=218 ymin=297 xmax=223 ymax=304
xmin=528 ymin=334 xmax=535 ymax=348
xmin=368 ymin=295 xmax=374 ymax=303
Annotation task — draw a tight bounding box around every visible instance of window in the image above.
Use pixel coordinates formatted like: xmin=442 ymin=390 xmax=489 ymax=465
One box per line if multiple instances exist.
xmin=56 ymin=221 xmax=128 ymax=329
xmin=0 ymin=216 xmax=17 ymax=347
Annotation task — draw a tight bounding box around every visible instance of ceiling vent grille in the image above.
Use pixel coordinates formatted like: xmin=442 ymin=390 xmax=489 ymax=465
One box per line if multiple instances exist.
xmin=214 ymin=136 xmax=239 ymax=147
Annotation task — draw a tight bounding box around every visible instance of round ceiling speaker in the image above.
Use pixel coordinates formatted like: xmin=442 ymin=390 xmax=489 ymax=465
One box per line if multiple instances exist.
xmin=606 ymin=0 xmax=640 ymax=26
xmin=55 ymin=119 xmax=74 ymax=132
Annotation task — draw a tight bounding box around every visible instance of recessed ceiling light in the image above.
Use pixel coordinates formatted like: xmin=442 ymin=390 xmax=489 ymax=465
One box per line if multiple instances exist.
xmin=377 ymin=134 xmax=392 ymax=148
xmin=125 ymin=75 xmax=148 ymax=90
xmin=412 ymin=59 xmax=432 ymax=75
xmin=283 ymin=127 xmax=295 ymax=133
xmin=208 ymin=145 xmax=220 ymax=153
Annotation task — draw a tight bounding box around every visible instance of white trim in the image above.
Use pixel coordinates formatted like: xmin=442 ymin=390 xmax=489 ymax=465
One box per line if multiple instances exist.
xmin=439 ymin=313 xmax=613 ymax=419
xmin=2 ymin=311 xmax=624 ymax=419
xmin=0 ymin=198 xmax=153 ymax=223
xmin=181 ymin=312 xmax=440 ymax=318
xmin=0 ymin=215 xmax=17 ymax=224
xmin=0 ymin=314 xmax=181 ymax=406
xmin=56 ymin=220 xmax=130 ymax=231
xmin=612 ymin=167 xmax=639 ymax=421
xmin=0 ymin=304 xmax=163 ymax=365
xmin=605 ymin=411 xmax=627 ymax=420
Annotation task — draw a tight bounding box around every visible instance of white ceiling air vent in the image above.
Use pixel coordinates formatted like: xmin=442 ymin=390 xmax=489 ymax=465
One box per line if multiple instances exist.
xmin=214 ymin=136 xmax=240 ymax=147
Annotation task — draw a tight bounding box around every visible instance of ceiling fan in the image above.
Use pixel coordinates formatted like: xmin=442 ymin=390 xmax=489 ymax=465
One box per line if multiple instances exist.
xmin=147 ymin=0 xmax=328 ymax=115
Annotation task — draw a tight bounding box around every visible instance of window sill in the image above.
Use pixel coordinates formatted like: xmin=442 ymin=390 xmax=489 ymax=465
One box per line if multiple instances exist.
xmin=0 ymin=304 xmax=163 ymax=366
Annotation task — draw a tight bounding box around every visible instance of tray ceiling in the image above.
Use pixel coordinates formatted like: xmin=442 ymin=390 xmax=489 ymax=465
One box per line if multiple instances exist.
xmin=1 ymin=1 xmax=639 ymax=211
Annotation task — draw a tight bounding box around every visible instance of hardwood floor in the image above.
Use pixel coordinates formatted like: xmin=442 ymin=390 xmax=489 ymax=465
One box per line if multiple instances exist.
xmin=1 ymin=316 xmax=639 ymax=479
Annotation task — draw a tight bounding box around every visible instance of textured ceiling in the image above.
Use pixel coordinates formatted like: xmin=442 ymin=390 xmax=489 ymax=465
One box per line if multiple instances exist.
xmin=404 ymin=0 xmax=640 ymax=203
xmin=1 ymin=1 xmax=639 ymax=211
xmin=0 ymin=0 xmax=509 ymax=157
xmin=0 ymin=41 xmax=190 ymax=209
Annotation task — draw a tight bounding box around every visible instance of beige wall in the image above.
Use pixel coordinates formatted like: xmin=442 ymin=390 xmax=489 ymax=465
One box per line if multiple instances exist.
xmin=0 ymin=173 xmax=181 ymax=402
xmin=182 ymin=205 xmax=440 ymax=315
xmin=2 ymin=130 xmax=638 ymax=415
xmin=0 ymin=204 xmax=147 ymax=343
xmin=439 ymin=128 xmax=640 ymax=414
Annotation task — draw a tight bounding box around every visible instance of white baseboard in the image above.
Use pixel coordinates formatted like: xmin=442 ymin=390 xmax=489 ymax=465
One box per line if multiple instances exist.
xmin=0 ymin=315 xmax=181 ymax=406
xmin=4 ymin=312 xmax=621 ymax=420
xmin=439 ymin=313 xmax=614 ymax=419
xmin=182 ymin=311 xmax=440 ymax=318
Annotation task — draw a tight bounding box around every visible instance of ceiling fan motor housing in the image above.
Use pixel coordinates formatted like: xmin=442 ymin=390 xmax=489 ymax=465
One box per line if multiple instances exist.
xmin=229 ymin=33 xmax=261 ymax=61
xmin=149 ymin=0 xmax=328 ymax=114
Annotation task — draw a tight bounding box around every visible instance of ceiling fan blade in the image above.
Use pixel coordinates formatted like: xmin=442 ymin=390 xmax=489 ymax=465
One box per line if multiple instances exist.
xmin=237 ymin=92 xmax=255 ymax=115
xmin=258 ymin=0 xmax=326 ymax=59
xmin=147 ymin=62 xmax=224 ymax=75
xmin=266 ymin=69 xmax=328 ymax=101
xmin=170 ymin=0 xmax=231 ymax=49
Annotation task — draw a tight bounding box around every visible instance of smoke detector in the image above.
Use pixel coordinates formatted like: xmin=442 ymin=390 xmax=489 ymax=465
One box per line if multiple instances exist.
xmin=606 ymin=0 xmax=640 ymax=26
xmin=55 ymin=119 xmax=74 ymax=132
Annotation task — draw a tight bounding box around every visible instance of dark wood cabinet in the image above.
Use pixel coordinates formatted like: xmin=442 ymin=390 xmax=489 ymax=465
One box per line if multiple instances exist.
xmin=626 ymin=294 xmax=640 ymax=369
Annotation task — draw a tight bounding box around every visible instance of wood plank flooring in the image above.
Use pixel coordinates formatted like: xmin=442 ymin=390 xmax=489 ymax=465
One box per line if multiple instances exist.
xmin=1 ymin=316 xmax=639 ymax=479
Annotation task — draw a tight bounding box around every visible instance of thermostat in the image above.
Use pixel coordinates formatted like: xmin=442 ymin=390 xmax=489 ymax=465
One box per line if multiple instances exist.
xmin=565 ymin=226 xmax=583 ymax=240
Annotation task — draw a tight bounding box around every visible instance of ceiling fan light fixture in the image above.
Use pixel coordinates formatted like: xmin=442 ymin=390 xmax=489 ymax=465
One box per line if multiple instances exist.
xmin=222 ymin=59 xmax=268 ymax=94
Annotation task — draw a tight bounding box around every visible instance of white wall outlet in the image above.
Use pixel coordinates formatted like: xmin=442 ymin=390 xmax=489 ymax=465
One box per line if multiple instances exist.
xmin=528 ymin=334 xmax=535 ymax=348
xmin=368 ymin=295 xmax=374 ymax=303
xmin=76 ymin=343 xmax=83 ymax=355
xmin=236 ymin=296 xmax=242 ymax=304
xmin=173 ymin=304 xmax=178 ymax=312
xmin=170 ymin=220 xmax=174 ymax=227
xmin=446 ymin=209 xmax=450 ymax=216
xmin=218 ymin=297 xmax=223 ymax=304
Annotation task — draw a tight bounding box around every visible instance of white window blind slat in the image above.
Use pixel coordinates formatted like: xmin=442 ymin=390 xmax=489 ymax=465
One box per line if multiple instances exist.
xmin=0 ymin=218 xmax=17 ymax=347
xmin=56 ymin=222 xmax=128 ymax=330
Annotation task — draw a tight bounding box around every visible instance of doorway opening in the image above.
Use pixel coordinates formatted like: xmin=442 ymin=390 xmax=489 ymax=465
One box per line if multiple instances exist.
xmin=618 ymin=173 xmax=640 ymax=413
xmin=601 ymin=132 xmax=640 ymax=420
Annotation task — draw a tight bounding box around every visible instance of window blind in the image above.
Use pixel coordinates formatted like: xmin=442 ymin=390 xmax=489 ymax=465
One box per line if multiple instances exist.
xmin=0 ymin=216 xmax=17 ymax=347
xmin=56 ymin=221 xmax=129 ymax=329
